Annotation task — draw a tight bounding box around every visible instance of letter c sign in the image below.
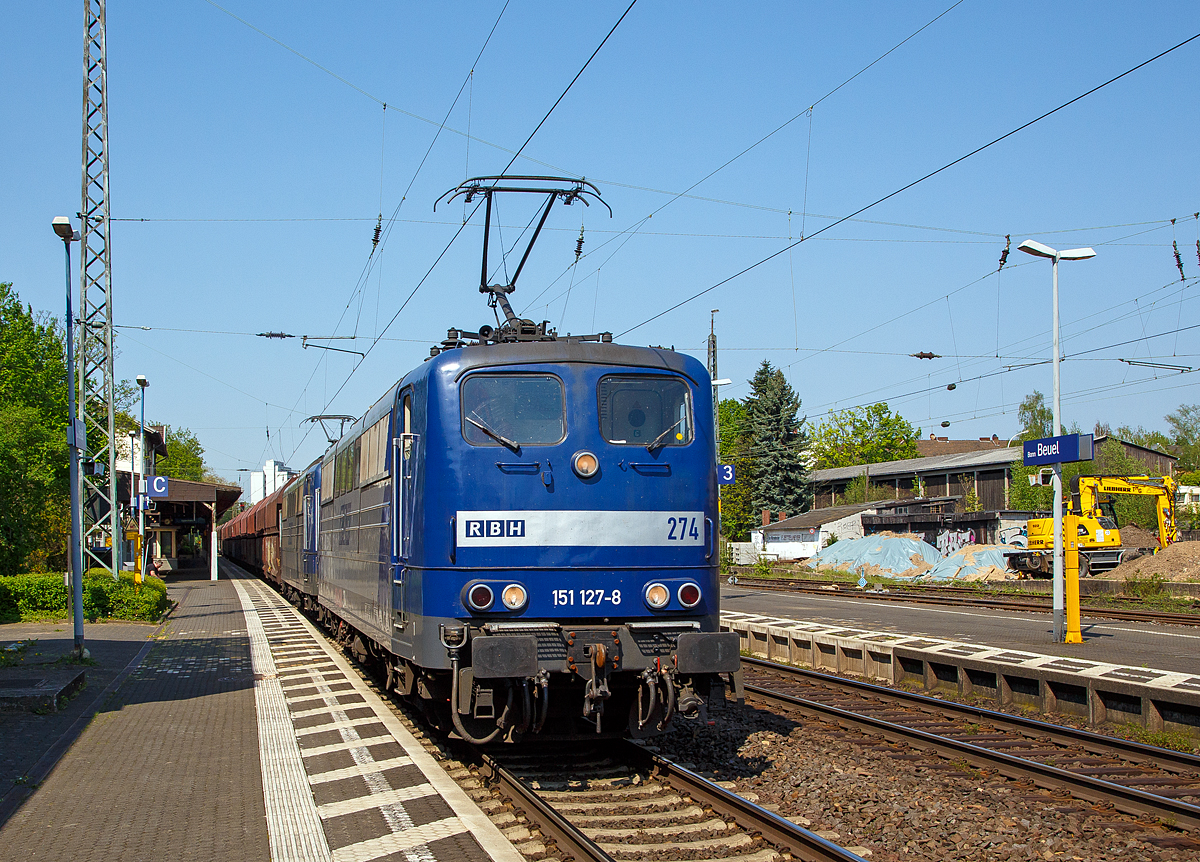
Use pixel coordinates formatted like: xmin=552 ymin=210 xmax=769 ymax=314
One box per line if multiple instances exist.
xmin=148 ymin=476 xmax=170 ymax=498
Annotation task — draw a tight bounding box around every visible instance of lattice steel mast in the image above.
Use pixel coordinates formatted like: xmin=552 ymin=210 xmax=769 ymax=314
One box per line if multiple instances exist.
xmin=78 ymin=0 xmax=119 ymax=576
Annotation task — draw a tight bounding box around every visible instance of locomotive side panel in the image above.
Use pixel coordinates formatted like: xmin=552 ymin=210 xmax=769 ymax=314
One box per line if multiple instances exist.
xmin=318 ymin=396 xmax=398 ymax=646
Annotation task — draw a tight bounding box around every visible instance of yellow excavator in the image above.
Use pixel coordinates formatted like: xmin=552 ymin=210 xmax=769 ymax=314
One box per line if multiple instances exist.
xmin=1005 ymin=475 xmax=1179 ymax=578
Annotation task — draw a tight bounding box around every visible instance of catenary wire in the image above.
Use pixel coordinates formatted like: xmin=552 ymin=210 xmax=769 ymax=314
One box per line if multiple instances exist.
xmin=617 ymin=31 xmax=1200 ymax=338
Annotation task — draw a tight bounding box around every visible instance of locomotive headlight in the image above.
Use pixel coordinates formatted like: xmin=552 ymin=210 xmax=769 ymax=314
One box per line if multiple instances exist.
xmin=644 ymin=582 xmax=670 ymax=609
xmin=572 ymin=450 xmax=599 ymax=478
xmin=466 ymin=583 xmax=494 ymax=612
xmin=677 ymin=582 xmax=702 ymax=608
xmin=501 ymin=583 xmax=527 ymax=611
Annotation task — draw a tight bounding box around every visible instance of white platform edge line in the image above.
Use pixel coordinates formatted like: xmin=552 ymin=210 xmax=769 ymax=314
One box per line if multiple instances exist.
xmin=298 ymin=733 xmax=396 ymax=758
xmin=329 ymin=817 xmax=464 ymax=862
xmin=232 ymin=577 xmax=333 ymax=862
xmin=294 ymin=716 xmax=387 ymax=737
xmin=308 ymin=755 xmax=415 ymax=785
xmin=269 ymin=582 xmax=526 ymax=862
xmin=317 ymin=782 xmax=437 ymax=819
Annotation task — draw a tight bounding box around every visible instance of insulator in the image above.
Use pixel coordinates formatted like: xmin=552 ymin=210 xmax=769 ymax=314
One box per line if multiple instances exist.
xmin=574 ymin=227 xmax=585 ymax=262
xmin=372 ymin=215 xmax=383 ymax=248
xmin=1173 ymin=240 xmax=1185 ymax=281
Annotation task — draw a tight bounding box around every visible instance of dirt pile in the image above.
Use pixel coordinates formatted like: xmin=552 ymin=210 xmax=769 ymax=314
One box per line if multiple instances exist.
xmin=875 ymin=530 xmax=927 ymax=542
xmin=1117 ymin=524 xmax=1160 ymax=548
xmin=1109 ymin=540 xmax=1200 ymax=582
xmin=858 ymin=552 xmax=934 ymax=581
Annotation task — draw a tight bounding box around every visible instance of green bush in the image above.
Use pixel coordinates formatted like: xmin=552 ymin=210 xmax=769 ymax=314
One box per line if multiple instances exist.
xmin=83 ymin=570 xmax=169 ymax=621
xmin=0 ymin=570 xmax=168 ymax=622
xmin=0 ymin=573 xmax=68 ymax=621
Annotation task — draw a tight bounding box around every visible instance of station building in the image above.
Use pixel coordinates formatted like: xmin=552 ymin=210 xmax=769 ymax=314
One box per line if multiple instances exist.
xmin=111 ymin=425 xmax=241 ymax=576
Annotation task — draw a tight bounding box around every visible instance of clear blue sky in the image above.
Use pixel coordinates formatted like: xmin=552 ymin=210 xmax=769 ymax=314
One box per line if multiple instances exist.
xmin=3 ymin=2 xmax=1199 ymax=490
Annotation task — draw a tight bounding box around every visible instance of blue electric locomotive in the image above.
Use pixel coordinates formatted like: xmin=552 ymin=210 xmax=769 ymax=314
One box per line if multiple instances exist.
xmin=223 ymin=177 xmax=741 ymax=741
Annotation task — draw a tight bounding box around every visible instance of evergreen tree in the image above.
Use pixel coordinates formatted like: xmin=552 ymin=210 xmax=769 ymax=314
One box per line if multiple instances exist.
xmin=744 ymin=361 xmax=810 ymax=518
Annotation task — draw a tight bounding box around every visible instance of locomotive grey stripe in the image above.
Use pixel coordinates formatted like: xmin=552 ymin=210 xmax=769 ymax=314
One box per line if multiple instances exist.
xmin=236 ymin=575 xmax=523 ymax=862
xmin=456 ymin=509 xmax=705 ymax=546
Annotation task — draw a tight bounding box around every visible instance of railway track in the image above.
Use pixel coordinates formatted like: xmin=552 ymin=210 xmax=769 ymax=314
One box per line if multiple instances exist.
xmin=728 ymin=576 xmax=1200 ymax=626
xmin=476 ymin=741 xmax=871 ymax=862
xmin=265 ymin=575 xmax=871 ymax=862
xmin=743 ymin=655 xmax=1200 ymax=846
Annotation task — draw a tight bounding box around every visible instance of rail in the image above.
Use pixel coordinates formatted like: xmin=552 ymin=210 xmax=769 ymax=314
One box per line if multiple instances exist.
xmin=744 ymin=656 xmax=1200 ymax=832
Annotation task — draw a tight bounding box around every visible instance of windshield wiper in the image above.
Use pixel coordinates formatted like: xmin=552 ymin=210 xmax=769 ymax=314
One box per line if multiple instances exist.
xmin=646 ymin=418 xmax=685 ymax=453
xmin=467 ymin=414 xmax=521 ymax=453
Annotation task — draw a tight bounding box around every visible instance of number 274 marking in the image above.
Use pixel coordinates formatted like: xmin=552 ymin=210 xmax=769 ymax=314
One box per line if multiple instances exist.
xmin=666 ymin=516 xmax=700 ymax=541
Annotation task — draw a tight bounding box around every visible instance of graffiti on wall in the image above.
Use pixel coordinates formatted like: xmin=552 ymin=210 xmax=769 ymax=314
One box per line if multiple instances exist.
xmin=936 ymin=528 xmax=976 ymax=555
xmin=998 ymin=525 xmax=1028 ymax=548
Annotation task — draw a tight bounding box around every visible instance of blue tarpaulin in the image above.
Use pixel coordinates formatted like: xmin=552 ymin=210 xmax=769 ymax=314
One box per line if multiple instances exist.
xmin=806 ymin=534 xmax=941 ymax=579
xmin=924 ymin=544 xmax=1017 ymax=581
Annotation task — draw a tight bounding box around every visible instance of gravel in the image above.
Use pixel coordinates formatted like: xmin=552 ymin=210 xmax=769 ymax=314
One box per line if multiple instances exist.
xmin=653 ymin=702 xmax=1198 ymax=861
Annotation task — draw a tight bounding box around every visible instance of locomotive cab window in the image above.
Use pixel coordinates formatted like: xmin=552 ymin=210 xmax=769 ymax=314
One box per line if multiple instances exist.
xmin=598 ymin=375 xmax=693 ymax=446
xmin=461 ymin=374 xmax=565 ymax=447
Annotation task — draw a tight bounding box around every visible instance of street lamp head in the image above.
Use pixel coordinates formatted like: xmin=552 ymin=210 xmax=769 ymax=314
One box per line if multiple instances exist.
xmin=712 ymin=378 xmax=732 ymax=386
xmin=1018 ymin=239 xmax=1097 ymax=262
xmin=136 ymin=375 xmax=149 ymax=388
xmin=52 ymin=216 xmax=79 ymax=242
xmin=1017 ymin=239 xmax=1056 ymax=259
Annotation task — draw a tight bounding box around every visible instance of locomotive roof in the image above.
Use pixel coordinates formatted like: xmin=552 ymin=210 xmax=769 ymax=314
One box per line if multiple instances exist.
xmin=323 ymin=341 xmax=705 ymax=457
xmin=440 ymin=341 xmax=702 ymax=383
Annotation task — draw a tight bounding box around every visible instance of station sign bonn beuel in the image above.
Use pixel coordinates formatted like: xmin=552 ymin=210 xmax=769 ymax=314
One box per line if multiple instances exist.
xmin=1023 ymin=433 xmax=1094 ymax=466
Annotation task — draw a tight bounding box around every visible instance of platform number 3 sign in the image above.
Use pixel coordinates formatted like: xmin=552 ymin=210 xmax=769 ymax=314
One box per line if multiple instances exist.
xmin=717 ymin=464 xmax=736 ymax=485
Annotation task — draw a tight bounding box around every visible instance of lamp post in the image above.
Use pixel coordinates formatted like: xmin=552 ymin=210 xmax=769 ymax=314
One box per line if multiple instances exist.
xmin=136 ymin=375 xmax=149 ymax=583
xmin=1017 ymin=239 xmax=1096 ymax=642
xmin=53 ymin=216 xmax=87 ymax=658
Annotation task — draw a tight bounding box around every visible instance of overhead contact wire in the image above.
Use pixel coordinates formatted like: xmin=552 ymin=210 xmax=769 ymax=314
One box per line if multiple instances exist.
xmin=618 ymin=30 xmax=1200 ymax=338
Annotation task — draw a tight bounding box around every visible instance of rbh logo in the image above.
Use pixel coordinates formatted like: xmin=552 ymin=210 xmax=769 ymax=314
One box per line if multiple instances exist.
xmin=465 ymin=519 xmax=526 ymax=538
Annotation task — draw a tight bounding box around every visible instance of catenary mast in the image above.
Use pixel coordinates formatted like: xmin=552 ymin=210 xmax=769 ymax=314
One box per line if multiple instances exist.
xmin=78 ymin=0 xmax=120 ymax=577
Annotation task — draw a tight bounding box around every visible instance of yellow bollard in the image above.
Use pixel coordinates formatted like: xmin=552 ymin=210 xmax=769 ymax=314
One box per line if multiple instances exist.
xmin=1064 ymin=514 xmax=1082 ymax=644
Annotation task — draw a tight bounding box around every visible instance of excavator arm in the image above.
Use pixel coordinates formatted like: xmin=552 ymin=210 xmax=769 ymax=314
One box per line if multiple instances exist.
xmin=1073 ymin=476 xmax=1178 ymax=548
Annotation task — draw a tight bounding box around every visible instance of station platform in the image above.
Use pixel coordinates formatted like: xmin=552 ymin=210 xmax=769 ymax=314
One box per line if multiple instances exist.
xmin=721 ymin=584 xmax=1200 ymax=674
xmin=721 ymin=584 xmax=1200 ymax=737
xmin=0 ymin=564 xmax=522 ymax=862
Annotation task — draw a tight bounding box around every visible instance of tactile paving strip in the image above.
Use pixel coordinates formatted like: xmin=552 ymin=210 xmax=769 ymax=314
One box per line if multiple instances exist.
xmin=231 ymin=574 xmax=522 ymax=862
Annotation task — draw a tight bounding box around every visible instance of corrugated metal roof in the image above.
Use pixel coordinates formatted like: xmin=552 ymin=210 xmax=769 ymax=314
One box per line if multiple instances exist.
xmin=811 ymin=447 xmax=1022 ymax=483
xmin=760 ymin=501 xmax=888 ymax=531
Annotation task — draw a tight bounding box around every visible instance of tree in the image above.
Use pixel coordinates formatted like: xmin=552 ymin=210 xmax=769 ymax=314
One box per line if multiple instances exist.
xmin=0 ymin=283 xmax=69 ymax=573
xmin=1018 ymin=390 xmax=1057 ymax=440
xmin=1166 ymin=403 xmax=1200 ymax=471
xmin=744 ymin=361 xmax=811 ymax=518
xmin=717 ymin=398 xmax=756 ymax=541
xmin=811 ymin=402 xmax=920 ymax=469
xmin=156 ymin=424 xmax=207 ymax=481
xmin=1113 ymin=424 xmax=1173 ymax=454
xmin=835 ymin=475 xmax=895 ymax=506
